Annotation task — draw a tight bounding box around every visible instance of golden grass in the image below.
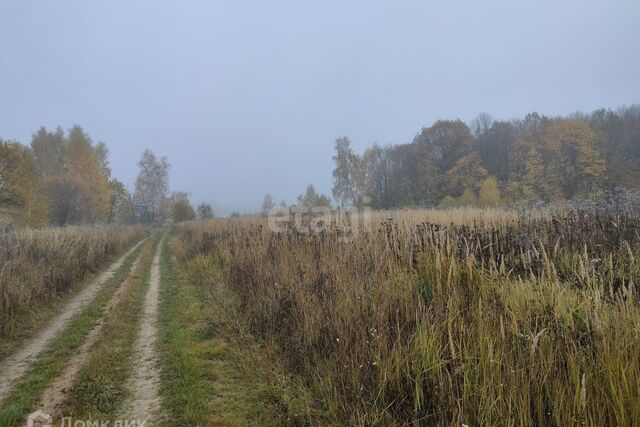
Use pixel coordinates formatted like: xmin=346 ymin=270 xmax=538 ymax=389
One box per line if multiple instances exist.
xmin=0 ymin=226 xmax=148 ymax=337
xmin=370 ymin=206 xmax=534 ymax=226
xmin=175 ymin=206 xmax=640 ymax=425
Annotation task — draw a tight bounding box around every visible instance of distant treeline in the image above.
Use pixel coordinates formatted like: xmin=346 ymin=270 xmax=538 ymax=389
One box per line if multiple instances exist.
xmin=332 ymin=105 xmax=640 ymax=209
xmin=0 ymin=126 xmax=211 ymax=227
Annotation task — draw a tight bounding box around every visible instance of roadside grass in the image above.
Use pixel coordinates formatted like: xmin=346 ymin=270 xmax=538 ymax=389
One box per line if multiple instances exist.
xmin=0 ymin=239 xmax=148 ymax=427
xmin=0 ymin=271 xmax=99 ymax=360
xmin=158 ymin=234 xmax=318 ymax=426
xmin=0 ymin=226 xmax=148 ymax=337
xmin=173 ymin=210 xmax=640 ymax=425
xmin=60 ymin=236 xmax=159 ymax=422
xmin=0 ymin=237 xmax=147 ymax=360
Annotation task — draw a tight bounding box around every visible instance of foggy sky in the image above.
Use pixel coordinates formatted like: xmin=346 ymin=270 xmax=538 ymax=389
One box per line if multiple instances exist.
xmin=1 ymin=0 xmax=639 ymax=215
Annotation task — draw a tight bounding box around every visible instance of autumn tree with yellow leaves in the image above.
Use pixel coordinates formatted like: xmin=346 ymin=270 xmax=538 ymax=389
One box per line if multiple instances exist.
xmin=543 ymin=121 xmax=606 ymax=199
xmin=334 ymin=106 xmax=635 ymax=208
xmin=0 ymin=139 xmax=49 ymax=227
xmin=30 ymin=126 xmax=112 ymax=225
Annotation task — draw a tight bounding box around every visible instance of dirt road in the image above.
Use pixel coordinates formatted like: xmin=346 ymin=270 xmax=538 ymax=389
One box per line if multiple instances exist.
xmin=0 ymin=238 xmax=146 ymax=405
xmin=35 ymin=250 xmax=146 ymax=418
xmin=118 ymin=235 xmax=165 ymax=424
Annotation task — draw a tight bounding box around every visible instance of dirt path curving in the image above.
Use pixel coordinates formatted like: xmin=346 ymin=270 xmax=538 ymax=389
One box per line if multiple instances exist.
xmin=0 ymin=238 xmax=147 ymax=406
xmin=35 ymin=247 xmax=147 ymax=419
xmin=119 ymin=235 xmax=166 ymax=425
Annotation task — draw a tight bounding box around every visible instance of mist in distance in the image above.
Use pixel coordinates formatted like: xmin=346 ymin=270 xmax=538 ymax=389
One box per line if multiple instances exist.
xmin=1 ymin=0 xmax=639 ymax=215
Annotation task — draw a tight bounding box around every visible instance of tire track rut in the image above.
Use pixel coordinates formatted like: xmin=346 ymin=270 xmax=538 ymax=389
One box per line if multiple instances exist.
xmin=0 ymin=238 xmax=146 ymax=406
xmin=119 ymin=235 xmax=166 ymax=424
xmin=35 ymin=246 xmax=147 ymax=419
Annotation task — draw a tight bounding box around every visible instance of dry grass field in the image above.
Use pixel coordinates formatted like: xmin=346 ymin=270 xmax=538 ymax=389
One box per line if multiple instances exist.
xmin=1 ymin=206 xmax=638 ymax=426
xmin=0 ymin=226 xmax=148 ymax=338
xmin=173 ymin=206 xmax=640 ymax=425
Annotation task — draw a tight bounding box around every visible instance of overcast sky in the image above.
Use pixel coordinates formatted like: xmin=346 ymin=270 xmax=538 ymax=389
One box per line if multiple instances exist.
xmin=1 ymin=1 xmax=639 ymax=215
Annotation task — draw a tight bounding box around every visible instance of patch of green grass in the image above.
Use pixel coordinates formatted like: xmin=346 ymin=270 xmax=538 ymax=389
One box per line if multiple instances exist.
xmin=60 ymin=237 xmax=159 ymax=421
xmin=0 ymin=239 xmax=148 ymax=427
xmin=158 ymin=236 xmax=314 ymax=426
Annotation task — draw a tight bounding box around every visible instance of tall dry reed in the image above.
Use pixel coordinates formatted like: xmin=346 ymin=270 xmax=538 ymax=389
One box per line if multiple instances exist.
xmin=0 ymin=225 xmax=147 ymax=336
xmin=175 ymin=207 xmax=640 ymax=425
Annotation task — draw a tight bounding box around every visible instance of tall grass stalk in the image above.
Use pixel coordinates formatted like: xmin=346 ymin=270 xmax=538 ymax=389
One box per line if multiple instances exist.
xmin=0 ymin=226 xmax=147 ymax=337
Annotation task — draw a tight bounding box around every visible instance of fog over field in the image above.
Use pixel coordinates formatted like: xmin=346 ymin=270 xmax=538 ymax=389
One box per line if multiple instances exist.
xmin=1 ymin=0 xmax=639 ymax=215
xmin=4 ymin=2 xmax=640 ymax=425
